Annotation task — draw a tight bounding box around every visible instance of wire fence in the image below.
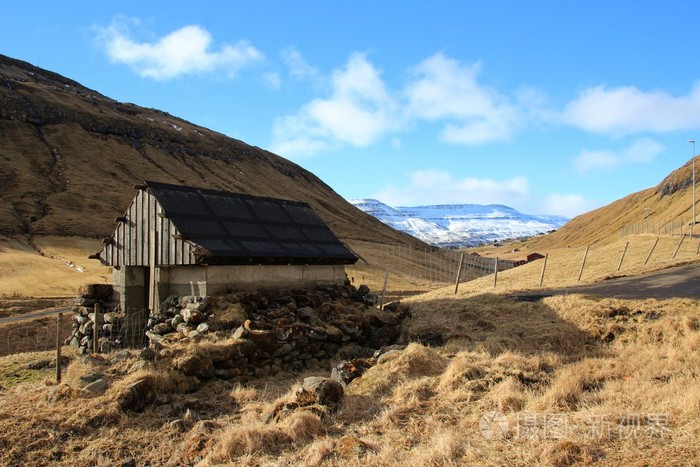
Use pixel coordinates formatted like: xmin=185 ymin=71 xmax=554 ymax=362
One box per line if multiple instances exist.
xmin=3 ymin=232 xmax=700 ymax=362
xmin=619 ymin=217 xmax=694 ymax=237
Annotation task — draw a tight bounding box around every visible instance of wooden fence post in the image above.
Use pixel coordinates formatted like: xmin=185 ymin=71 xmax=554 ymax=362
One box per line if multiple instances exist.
xmin=493 ymin=257 xmax=499 ymax=288
xmin=645 ymin=238 xmax=659 ymax=265
xmin=378 ymin=268 xmax=390 ymax=310
xmin=577 ymin=246 xmax=590 ymax=282
xmin=673 ymin=233 xmax=686 ymax=259
xmin=56 ymin=313 xmax=63 ymax=383
xmin=617 ymin=241 xmax=629 ymax=271
xmin=454 ymin=253 xmax=465 ymax=294
xmin=539 ymin=253 xmax=549 ymax=287
xmin=93 ymin=303 xmax=99 ymax=354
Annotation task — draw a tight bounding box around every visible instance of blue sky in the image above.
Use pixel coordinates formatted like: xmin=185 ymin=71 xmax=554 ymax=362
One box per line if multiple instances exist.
xmin=3 ymin=1 xmax=700 ymax=218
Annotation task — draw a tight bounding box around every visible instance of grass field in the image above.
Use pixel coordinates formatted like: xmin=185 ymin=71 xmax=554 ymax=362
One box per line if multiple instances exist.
xmin=0 ymin=236 xmax=111 ymax=299
xmin=0 ymin=233 xmax=698 ymax=465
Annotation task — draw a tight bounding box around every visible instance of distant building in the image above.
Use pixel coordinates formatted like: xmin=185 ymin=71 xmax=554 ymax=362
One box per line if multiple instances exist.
xmin=93 ymin=181 xmax=357 ymax=312
xmin=526 ymin=253 xmax=546 ymax=262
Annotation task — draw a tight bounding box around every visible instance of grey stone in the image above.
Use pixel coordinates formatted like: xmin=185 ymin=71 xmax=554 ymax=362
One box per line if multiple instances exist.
xmin=152 ymin=322 xmax=173 ymax=335
xmin=83 ymin=378 xmax=108 ymax=393
xmin=79 ymin=372 xmax=103 ymax=385
xmin=182 ymin=309 xmax=206 ymax=324
xmin=297 ymin=377 xmax=344 ymax=411
xmin=117 ymin=378 xmax=157 ymax=413
xmin=196 ymin=322 xmax=210 ymax=334
xmin=139 ymin=347 xmax=156 ymax=361
xmin=171 ymin=314 xmax=184 ymax=328
xmin=233 ymin=325 xmax=249 ymax=340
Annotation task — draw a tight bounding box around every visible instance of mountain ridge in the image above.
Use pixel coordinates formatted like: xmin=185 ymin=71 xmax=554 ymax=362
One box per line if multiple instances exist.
xmin=0 ymin=53 xmax=424 ymax=249
xmin=350 ymin=198 xmax=569 ymax=247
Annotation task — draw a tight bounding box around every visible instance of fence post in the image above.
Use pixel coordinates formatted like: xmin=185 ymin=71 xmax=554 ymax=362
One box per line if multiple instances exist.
xmin=617 ymin=241 xmax=629 ymax=271
xmin=577 ymin=246 xmax=590 ymax=282
xmin=56 ymin=313 xmax=63 ymax=383
xmin=673 ymin=233 xmax=686 ymax=259
xmin=539 ymin=253 xmax=549 ymax=286
xmin=645 ymin=238 xmax=659 ymax=265
xmin=378 ymin=268 xmax=390 ymax=310
xmin=454 ymin=253 xmax=465 ymax=294
xmin=93 ymin=303 xmax=99 ymax=354
xmin=493 ymin=257 xmax=499 ymax=288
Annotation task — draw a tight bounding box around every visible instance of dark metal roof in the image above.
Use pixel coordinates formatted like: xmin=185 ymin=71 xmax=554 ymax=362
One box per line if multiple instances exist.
xmin=145 ymin=181 xmax=357 ymax=265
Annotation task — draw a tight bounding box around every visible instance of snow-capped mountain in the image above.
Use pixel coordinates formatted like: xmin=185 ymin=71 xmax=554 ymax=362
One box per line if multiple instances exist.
xmin=350 ymin=199 xmax=569 ymax=247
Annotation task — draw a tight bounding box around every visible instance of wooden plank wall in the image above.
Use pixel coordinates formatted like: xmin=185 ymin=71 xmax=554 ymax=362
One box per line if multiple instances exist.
xmin=101 ymin=188 xmax=196 ymax=267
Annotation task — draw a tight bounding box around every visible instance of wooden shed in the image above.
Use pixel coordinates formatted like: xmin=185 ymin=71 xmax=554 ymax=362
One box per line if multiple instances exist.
xmin=93 ymin=181 xmax=357 ymax=313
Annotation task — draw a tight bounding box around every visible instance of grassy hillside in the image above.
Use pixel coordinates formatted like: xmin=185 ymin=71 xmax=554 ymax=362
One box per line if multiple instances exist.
xmin=0 ymin=54 xmax=423 ymax=250
xmin=528 ymin=159 xmax=698 ymax=250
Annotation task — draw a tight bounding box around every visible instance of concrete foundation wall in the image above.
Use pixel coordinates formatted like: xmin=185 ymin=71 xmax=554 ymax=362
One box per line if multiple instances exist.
xmin=113 ymin=266 xmax=147 ymax=313
xmin=163 ymin=264 xmax=347 ymax=296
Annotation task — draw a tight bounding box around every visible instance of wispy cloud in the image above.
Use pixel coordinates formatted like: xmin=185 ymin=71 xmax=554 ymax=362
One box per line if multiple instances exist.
xmin=373 ymin=170 xmax=530 ymax=207
xmin=572 ymin=137 xmax=664 ymax=173
xmin=272 ymin=52 xmax=522 ymax=158
xmin=404 ymin=53 xmax=519 ymax=144
xmin=271 ymin=52 xmax=398 ymax=157
xmin=282 ymin=48 xmax=319 ymax=80
xmin=563 ymin=84 xmax=700 ymax=135
xmin=95 ymin=18 xmax=263 ymax=80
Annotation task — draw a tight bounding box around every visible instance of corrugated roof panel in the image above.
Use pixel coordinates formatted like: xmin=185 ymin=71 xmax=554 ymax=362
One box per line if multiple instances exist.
xmin=195 ymin=238 xmax=243 ymax=255
xmin=223 ymin=221 xmax=269 ymax=239
xmin=279 ymin=242 xmax=323 ymax=256
xmin=155 ymin=189 xmax=208 ymax=214
xmin=266 ymin=225 xmax=308 ymax=241
xmin=285 ymin=204 xmax=324 ymax=225
xmin=173 ymin=218 xmax=226 ymax=236
xmin=240 ymin=240 xmax=285 ymax=254
xmin=303 ymin=227 xmax=338 ymax=242
xmin=250 ymin=199 xmax=293 ymax=223
xmin=200 ymin=192 xmax=255 ymax=219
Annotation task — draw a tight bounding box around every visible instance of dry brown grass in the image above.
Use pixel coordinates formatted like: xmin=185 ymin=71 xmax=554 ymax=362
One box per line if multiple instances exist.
xmin=0 ymin=236 xmax=111 ymax=298
xmin=454 ymin=234 xmax=700 ymax=293
xmin=0 ymin=291 xmax=697 ymax=465
xmin=1 ymin=233 xmax=699 ymax=465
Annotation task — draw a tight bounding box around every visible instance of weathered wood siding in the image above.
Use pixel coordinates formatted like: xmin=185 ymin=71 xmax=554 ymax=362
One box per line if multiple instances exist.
xmin=101 ymin=188 xmax=196 ymax=267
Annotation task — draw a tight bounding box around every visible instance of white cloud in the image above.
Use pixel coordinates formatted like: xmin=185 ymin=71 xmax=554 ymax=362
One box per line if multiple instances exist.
xmin=563 ymin=84 xmax=700 ymax=135
xmin=282 ymin=48 xmax=319 ymax=80
xmin=572 ymin=137 xmax=664 ymax=174
xmin=96 ymin=19 xmax=263 ymax=80
xmin=263 ymin=72 xmax=281 ymax=89
xmin=404 ymin=53 xmax=519 ymax=144
xmin=540 ymin=193 xmax=595 ymax=218
xmin=271 ymin=53 xmax=397 ymax=157
xmin=373 ymin=170 xmax=529 ymax=207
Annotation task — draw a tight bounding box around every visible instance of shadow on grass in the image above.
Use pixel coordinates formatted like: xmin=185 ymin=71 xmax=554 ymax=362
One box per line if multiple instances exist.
xmin=401 ymin=293 xmax=599 ymax=361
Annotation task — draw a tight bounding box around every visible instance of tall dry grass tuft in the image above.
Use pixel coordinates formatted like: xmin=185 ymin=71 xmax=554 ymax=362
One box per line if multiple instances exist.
xmin=345 ymin=343 xmax=447 ymax=398
xmin=208 ymin=409 xmax=325 ymax=463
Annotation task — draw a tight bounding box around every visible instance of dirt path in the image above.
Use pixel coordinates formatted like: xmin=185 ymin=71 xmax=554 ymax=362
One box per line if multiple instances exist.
xmin=517 ymin=263 xmax=700 ymax=300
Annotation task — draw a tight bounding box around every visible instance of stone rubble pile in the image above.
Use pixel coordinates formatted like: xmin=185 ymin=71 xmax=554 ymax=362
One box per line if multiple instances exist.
xmin=157 ymin=284 xmax=411 ymax=379
xmin=145 ymin=295 xmax=214 ymax=342
xmin=65 ymin=284 xmax=123 ymax=354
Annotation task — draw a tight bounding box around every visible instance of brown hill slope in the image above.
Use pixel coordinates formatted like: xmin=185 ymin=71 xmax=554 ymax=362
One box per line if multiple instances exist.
xmin=0 ymin=54 xmax=423 ymax=249
xmin=530 ymin=159 xmax=698 ymax=249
